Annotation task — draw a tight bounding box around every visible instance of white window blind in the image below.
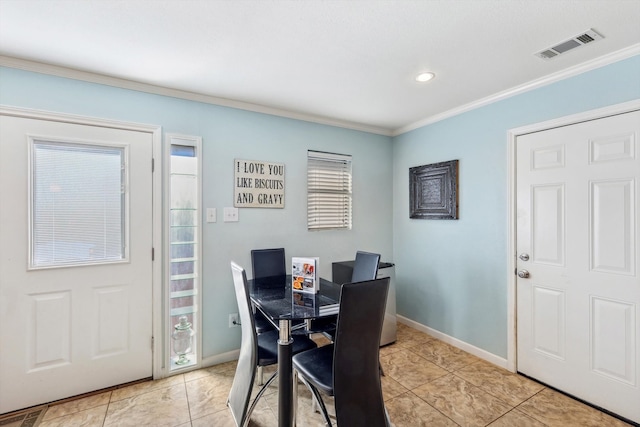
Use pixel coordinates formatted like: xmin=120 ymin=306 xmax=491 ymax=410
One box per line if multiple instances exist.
xmin=31 ymin=141 xmax=125 ymax=268
xmin=307 ymin=150 xmax=352 ymax=230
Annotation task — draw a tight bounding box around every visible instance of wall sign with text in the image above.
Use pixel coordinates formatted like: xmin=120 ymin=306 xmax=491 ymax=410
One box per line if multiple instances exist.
xmin=234 ymin=159 xmax=285 ymax=208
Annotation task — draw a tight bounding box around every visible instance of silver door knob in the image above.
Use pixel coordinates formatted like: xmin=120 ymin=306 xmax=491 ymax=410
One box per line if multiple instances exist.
xmin=519 ymin=253 xmax=530 ymax=261
xmin=517 ymin=270 xmax=530 ymax=278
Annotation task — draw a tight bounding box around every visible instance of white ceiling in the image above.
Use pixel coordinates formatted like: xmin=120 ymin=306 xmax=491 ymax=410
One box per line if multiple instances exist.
xmin=1 ymin=0 xmax=639 ymax=135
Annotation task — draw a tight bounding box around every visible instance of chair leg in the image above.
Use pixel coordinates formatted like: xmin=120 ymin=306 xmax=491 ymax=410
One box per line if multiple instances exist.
xmin=299 ymin=373 xmax=319 ymax=414
xmin=299 ymin=376 xmax=332 ymax=426
xmin=321 ymin=331 xmax=334 ymax=342
xmin=292 ymin=322 xmax=306 ymax=331
xmin=257 ymin=365 xmax=264 ymax=385
xmin=243 ymin=370 xmax=278 ymax=427
xmin=293 ymin=370 xmax=298 ymax=427
xmin=384 ymin=405 xmax=394 ymax=427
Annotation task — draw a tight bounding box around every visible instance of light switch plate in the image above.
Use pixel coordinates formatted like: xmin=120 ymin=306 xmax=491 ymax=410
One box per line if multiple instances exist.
xmin=206 ymin=208 xmax=216 ymax=223
xmin=224 ymin=207 xmax=239 ymax=222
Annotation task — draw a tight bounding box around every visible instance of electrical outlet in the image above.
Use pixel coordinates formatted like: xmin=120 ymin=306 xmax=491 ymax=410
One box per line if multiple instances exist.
xmin=229 ymin=313 xmax=240 ymax=328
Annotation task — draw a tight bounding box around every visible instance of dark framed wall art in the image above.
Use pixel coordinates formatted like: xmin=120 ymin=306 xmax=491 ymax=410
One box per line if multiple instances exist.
xmin=409 ymin=159 xmax=458 ymax=220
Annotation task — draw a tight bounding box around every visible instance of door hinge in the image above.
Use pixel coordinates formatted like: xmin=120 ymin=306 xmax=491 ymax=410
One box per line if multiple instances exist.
xmin=151 ymin=336 xmax=154 ymax=350
xmin=152 ymin=158 xmax=155 ymax=172
xmin=152 ymin=247 xmax=155 ymax=261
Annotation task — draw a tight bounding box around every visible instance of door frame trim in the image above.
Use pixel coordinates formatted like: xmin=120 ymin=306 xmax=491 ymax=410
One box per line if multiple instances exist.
xmin=0 ymin=105 xmax=165 ymax=379
xmin=506 ymin=99 xmax=640 ymax=372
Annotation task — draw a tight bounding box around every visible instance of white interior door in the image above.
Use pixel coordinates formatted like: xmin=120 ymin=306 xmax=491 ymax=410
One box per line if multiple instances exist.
xmin=516 ymin=110 xmax=640 ymax=423
xmin=0 ymin=115 xmax=154 ymax=413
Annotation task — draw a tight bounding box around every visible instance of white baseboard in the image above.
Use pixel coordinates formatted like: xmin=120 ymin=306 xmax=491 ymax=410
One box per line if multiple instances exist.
xmin=200 ymin=318 xmax=509 ymax=372
xmin=201 ymin=349 xmax=240 ymax=369
xmin=397 ymin=315 xmax=509 ymax=371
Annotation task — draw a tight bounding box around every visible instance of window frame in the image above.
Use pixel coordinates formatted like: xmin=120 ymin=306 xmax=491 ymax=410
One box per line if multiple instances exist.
xmin=27 ymin=136 xmax=130 ymax=270
xmin=164 ymin=133 xmax=202 ymax=372
xmin=307 ymin=150 xmax=353 ymax=231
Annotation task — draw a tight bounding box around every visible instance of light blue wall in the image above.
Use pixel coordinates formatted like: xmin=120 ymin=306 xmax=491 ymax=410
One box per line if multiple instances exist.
xmin=392 ymin=55 xmax=640 ymax=358
xmin=0 ymin=67 xmax=393 ymax=358
xmin=2 ymin=54 xmax=639 ymax=362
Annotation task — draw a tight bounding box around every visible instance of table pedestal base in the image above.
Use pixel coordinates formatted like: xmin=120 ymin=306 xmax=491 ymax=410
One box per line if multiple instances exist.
xmin=278 ymin=319 xmax=293 ymax=427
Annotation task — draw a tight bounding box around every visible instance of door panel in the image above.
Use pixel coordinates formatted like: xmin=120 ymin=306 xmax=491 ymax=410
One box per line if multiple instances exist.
xmin=590 ymin=296 xmax=635 ymax=385
xmin=0 ymin=115 xmax=153 ymax=413
xmin=532 ymin=285 xmax=565 ymax=360
xmin=30 ymin=291 xmax=72 ymax=370
xmin=516 ymin=110 xmax=640 ymax=423
xmin=590 ymin=178 xmax=634 ymax=274
xmin=93 ymin=285 xmax=130 ymax=357
xmin=532 ymin=184 xmax=564 ymax=265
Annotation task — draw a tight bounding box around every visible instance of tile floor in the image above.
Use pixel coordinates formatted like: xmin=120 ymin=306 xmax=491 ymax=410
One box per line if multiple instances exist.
xmin=35 ymin=323 xmax=633 ymax=427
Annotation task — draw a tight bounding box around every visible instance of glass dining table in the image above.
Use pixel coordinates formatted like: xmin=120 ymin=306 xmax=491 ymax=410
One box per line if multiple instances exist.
xmin=247 ymin=275 xmax=341 ymax=427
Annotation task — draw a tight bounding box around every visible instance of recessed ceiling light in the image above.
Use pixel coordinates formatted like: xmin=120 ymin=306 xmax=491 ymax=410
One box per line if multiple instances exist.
xmin=415 ymin=72 xmax=435 ymax=83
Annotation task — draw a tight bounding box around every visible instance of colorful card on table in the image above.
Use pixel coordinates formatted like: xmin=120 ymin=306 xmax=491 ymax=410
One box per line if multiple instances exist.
xmin=292 ymin=257 xmax=319 ymax=293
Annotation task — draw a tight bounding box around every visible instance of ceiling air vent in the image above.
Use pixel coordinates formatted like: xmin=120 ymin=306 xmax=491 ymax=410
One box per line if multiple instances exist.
xmin=535 ymin=29 xmax=603 ymax=60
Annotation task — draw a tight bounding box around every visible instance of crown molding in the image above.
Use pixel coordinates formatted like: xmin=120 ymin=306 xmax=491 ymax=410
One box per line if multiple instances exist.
xmin=0 ymin=55 xmax=393 ymax=137
xmin=393 ymin=43 xmax=640 ymax=136
xmin=2 ymin=44 xmax=637 ymax=139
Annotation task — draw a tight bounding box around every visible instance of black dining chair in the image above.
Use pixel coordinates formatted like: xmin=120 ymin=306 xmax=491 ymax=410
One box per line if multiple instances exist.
xmin=309 ymin=250 xmax=381 ymax=339
xmin=351 ymin=250 xmax=381 ymax=282
xmin=292 ymin=277 xmax=392 ymax=427
xmin=227 ymin=261 xmax=317 ymax=427
xmin=251 ymin=248 xmax=287 ymax=282
xmin=250 ymin=248 xmax=286 ymax=334
xmin=251 ymin=248 xmax=307 ymax=384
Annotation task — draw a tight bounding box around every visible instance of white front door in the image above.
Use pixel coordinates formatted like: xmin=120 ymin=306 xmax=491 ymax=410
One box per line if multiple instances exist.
xmin=0 ymin=114 xmax=154 ymax=413
xmin=516 ymin=110 xmax=640 ymax=423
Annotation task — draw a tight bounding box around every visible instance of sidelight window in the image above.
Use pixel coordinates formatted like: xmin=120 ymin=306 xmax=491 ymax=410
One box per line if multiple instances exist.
xmin=167 ymin=134 xmax=202 ymax=371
